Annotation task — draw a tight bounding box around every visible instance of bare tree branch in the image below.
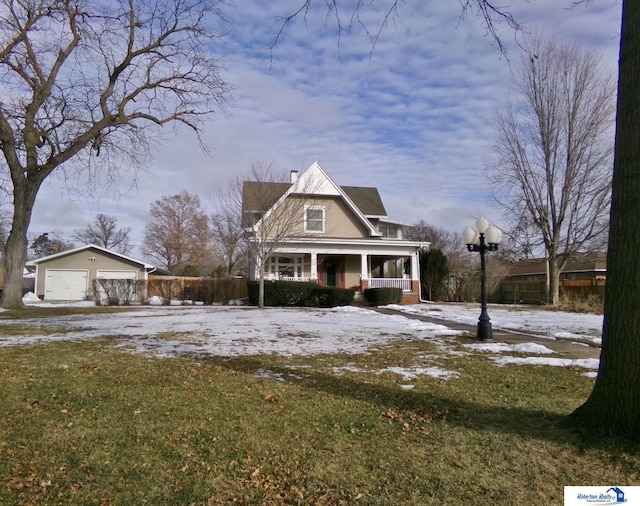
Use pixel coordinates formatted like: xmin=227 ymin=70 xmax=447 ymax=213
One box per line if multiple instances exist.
xmin=0 ymin=0 xmax=231 ymax=307
xmin=271 ymin=0 xmax=525 ymax=61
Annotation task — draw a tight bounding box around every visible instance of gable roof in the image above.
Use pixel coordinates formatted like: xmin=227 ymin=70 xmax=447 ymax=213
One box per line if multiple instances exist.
xmin=26 ymin=244 xmax=156 ymax=271
xmin=241 ymin=180 xmax=290 ymax=227
xmin=242 ymin=161 xmax=384 ymax=237
xmin=341 ymin=186 xmax=386 ymax=217
xmin=508 ymin=252 xmax=607 ymax=277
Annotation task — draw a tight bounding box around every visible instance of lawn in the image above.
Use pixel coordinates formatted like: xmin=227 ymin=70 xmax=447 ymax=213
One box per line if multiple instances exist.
xmin=0 ymin=305 xmax=637 ymax=505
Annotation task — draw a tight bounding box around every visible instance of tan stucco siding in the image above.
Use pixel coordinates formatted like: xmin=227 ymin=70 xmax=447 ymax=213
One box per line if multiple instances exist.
xmin=277 ymin=195 xmax=369 ymax=238
xmin=344 ymin=255 xmax=362 ymax=289
xmin=34 ymin=250 xmax=146 ymax=298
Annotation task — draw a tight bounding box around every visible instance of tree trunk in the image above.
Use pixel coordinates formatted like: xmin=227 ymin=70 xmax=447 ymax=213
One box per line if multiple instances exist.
xmin=566 ymin=0 xmax=640 ymax=437
xmin=2 ymin=179 xmax=40 ymax=308
xmin=545 ymin=257 xmax=551 ymax=304
xmin=548 ymin=257 xmax=561 ymax=306
xmin=258 ymin=275 xmax=265 ymax=309
xmin=257 ymin=253 xmax=265 ymax=309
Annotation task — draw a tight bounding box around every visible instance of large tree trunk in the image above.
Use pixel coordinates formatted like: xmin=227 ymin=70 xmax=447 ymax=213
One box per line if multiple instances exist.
xmin=548 ymin=257 xmax=561 ymax=306
xmin=567 ymin=0 xmax=640 ymax=436
xmin=2 ymin=180 xmax=40 ymax=309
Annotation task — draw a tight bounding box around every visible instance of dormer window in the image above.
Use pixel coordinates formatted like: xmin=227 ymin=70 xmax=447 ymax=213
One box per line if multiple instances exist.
xmin=379 ymin=224 xmax=399 ymax=239
xmin=305 ymin=206 xmax=325 ymax=233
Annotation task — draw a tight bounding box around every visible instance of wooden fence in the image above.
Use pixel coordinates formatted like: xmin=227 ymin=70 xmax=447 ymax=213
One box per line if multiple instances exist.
xmin=147 ymin=276 xmax=248 ymax=304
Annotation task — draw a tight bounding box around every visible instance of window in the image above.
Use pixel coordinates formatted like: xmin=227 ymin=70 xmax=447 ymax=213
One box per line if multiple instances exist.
xmin=379 ymin=225 xmax=398 ymax=238
xmin=269 ymin=256 xmax=304 ymax=279
xmin=305 ymin=206 xmax=324 ymax=233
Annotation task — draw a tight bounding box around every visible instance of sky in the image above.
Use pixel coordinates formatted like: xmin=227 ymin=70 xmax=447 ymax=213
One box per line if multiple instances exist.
xmin=26 ymin=1 xmax=622 ymax=259
xmin=8 ymin=297 xmax=602 ymax=383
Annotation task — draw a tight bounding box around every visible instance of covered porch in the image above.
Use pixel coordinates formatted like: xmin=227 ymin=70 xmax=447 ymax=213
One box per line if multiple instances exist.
xmin=251 ymin=238 xmax=425 ymax=303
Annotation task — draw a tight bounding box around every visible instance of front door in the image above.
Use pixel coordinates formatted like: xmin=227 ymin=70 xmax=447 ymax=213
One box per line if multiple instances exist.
xmin=326 ymin=262 xmax=337 ymax=287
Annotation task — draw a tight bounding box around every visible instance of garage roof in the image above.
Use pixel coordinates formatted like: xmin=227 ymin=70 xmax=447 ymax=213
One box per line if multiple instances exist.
xmin=26 ymin=244 xmax=156 ymax=271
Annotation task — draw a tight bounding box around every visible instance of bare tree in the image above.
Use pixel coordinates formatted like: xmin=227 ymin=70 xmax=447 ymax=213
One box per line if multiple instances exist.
xmin=243 ymin=163 xmax=299 ymax=308
xmin=407 ymin=220 xmax=478 ymax=301
xmin=142 ymin=191 xmax=212 ymax=273
xmin=489 ymin=33 xmax=615 ymax=305
xmin=406 ymin=220 xmax=456 ymax=252
xmin=210 ymin=191 xmax=246 ymax=277
xmin=0 ymin=0 xmax=230 ymax=308
xmin=234 ymin=161 xmax=321 ymax=308
xmin=73 ymin=213 xmax=131 ymax=254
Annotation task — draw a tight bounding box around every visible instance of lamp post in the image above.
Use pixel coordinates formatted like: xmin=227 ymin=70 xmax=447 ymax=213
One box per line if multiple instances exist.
xmin=463 ymin=217 xmax=503 ymax=341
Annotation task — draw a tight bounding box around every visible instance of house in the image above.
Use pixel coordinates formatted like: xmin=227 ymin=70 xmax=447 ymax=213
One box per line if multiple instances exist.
xmin=242 ymin=161 xmax=428 ymax=304
xmin=505 ymin=252 xmax=607 ymax=286
xmin=26 ymin=244 xmax=156 ymax=301
xmin=497 ymin=252 xmax=607 ymax=304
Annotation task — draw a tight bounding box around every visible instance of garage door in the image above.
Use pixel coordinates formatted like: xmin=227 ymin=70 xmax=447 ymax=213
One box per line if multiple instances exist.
xmin=96 ymin=270 xmax=138 ymax=281
xmin=95 ymin=270 xmax=139 ymax=304
xmin=45 ymin=270 xmax=89 ymax=300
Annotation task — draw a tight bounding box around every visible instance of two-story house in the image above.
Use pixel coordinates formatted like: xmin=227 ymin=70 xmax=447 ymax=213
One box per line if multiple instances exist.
xmin=242 ymin=161 xmax=428 ymax=304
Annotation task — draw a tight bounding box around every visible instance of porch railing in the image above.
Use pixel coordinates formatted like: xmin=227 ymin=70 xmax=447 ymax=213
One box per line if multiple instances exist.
xmin=369 ymin=278 xmax=412 ymax=292
xmin=269 ymin=275 xmax=311 ymax=282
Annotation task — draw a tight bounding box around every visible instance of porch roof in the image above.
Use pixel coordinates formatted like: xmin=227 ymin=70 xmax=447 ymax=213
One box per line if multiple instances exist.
xmin=263 ymin=236 xmax=427 ymax=256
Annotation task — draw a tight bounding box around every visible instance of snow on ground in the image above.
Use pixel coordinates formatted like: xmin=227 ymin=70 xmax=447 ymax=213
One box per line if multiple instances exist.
xmin=386 ymin=303 xmax=603 ymax=345
xmin=0 ymin=295 xmax=602 ymax=383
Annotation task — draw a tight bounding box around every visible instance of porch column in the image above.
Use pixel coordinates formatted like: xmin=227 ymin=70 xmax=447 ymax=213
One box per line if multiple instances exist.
xmin=411 ymin=251 xmax=420 ymax=280
xmin=360 ymin=254 xmax=369 ymax=280
xmin=360 ymin=254 xmax=369 ymax=291
xmin=310 ymin=252 xmax=318 ymax=281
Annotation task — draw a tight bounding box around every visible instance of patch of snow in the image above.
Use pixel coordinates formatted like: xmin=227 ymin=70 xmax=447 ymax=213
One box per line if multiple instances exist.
xmin=255 ymin=369 xmax=286 ymax=382
xmin=1 ymin=301 xmax=603 ymax=375
xmin=464 ymin=342 xmax=555 ymax=355
xmin=378 ymin=366 xmax=460 ymax=380
xmin=22 ymin=292 xmax=41 ymax=302
xmin=489 ymin=355 xmax=599 ymax=370
xmin=387 ymin=303 xmax=603 ymax=345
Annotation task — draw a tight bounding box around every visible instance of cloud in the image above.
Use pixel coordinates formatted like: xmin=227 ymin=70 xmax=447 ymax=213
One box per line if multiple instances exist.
xmin=27 ymin=0 xmax=622 ymax=256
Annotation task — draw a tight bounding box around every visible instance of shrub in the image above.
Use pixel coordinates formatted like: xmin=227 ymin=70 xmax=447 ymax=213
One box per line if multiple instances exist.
xmin=307 ymin=287 xmax=355 ymax=307
xmin=93 ymin=279 xmax=143 ymax=305
xmin=247 ymin=280 xmax=319 ymax=306
xmin=363 ymin=287 xmax=403 ymax=306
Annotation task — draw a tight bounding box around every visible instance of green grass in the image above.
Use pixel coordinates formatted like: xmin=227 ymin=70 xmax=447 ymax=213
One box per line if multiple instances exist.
xmin=0 ymin=310 xmax=638 ymax=505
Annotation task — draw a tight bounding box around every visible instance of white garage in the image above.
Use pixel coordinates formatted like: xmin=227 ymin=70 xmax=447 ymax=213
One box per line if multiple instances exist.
xmin=27 ymin=244 xmax=155 ymax=302
xmin=44 ymin=269 xmax=89 ymax=300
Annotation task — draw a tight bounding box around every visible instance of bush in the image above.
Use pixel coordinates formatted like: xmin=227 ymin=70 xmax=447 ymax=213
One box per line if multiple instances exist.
xmin=93 ymin=279 xmax=144 ymax=305
xmin=363 ymin=287 xmax=403 ymax=306
xmin=308 ymin=287 xmax=355 ymax=307
xmin=248 ymin=280 xmax=319 ymax=306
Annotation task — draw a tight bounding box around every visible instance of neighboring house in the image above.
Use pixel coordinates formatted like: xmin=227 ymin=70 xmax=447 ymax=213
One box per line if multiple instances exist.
xmin=26 ymin=244 xmax=156 ymax=301
xmin=504 ymin=252 xmax=607 ymax=286
xmin=242 ymin=161 xmax=429 ymax=304
xmin=498 ymin=252 xmax=607 ymax=304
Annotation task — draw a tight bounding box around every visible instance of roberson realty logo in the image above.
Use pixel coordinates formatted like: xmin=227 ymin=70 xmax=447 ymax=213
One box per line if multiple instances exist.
xmin=564 ymin=486 xmax=640 ymax=505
